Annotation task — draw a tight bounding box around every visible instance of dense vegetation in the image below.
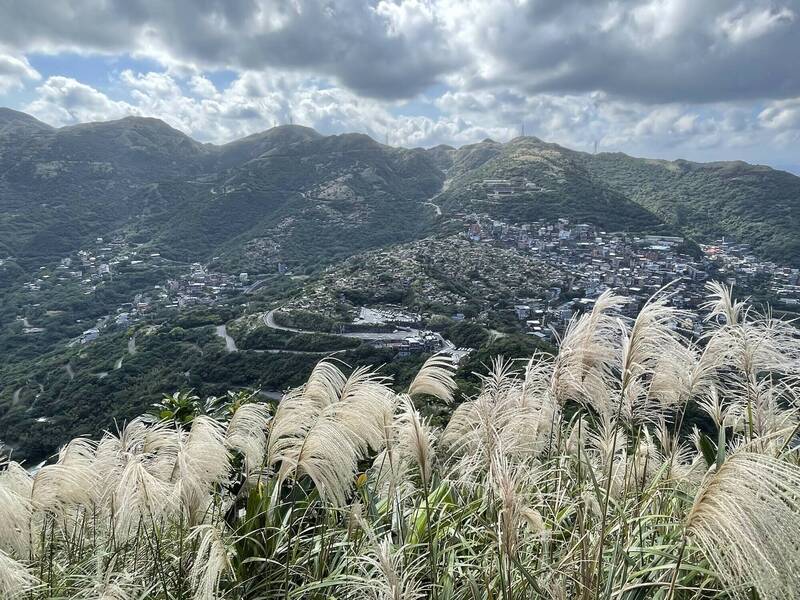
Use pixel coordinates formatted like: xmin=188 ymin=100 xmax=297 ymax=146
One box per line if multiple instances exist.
xmin=437 ymin=137 xmax=671 ymax=234
xmin=0 ymin=110 xmax=443 ymax=272
xmin=2 ymin=283 xmax=800 ymax=599
xmin=576 ymin=152 xmax=800 ymax=266
xmin=4 ymin=109 xmax=798 ymax=272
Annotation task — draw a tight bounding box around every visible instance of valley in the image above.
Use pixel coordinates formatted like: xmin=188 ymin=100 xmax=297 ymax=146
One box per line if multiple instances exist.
xmin=1 ymin=107 xmax=799 ymax=464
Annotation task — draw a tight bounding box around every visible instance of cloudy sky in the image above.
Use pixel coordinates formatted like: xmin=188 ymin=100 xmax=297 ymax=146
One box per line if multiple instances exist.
xmin=1 ymin=0 xmax=799 ymax=172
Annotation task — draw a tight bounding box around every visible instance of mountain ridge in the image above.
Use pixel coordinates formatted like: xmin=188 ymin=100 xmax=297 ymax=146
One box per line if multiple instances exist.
xmin=1 ymin=108 xmax=799 ymax=267
xmin=5 ymin=109 xmax=795 ymax=175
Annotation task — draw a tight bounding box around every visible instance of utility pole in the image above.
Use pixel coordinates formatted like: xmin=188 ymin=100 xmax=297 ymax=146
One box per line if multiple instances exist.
xmin=521 ymin=121 xmax=525 ymax=137
xmin=593 ymin=140 xmax=598 ymax=154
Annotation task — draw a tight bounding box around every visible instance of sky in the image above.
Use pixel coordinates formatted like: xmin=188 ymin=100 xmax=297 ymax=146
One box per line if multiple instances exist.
xmin=1 ymin=0 xmax=799 ymax=173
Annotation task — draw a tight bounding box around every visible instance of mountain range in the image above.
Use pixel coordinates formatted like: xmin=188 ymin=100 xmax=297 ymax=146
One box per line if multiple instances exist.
xmin=2 ymin=106 xmax=799 ymax=273
xmin=1 ymin=106 xmax=799 ymax=463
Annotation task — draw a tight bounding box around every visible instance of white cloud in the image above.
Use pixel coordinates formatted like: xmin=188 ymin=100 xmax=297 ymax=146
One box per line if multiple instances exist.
xmin=2 ymin=1 xmax=799 ymax=103
xmin=759 ymin=98 xmax=800 ymax=130
xmin=0 ymin=51 xmax=40 ymax=93
xmin=26 ymin=76 xmax=134 ymax=125
xmin=188 ymin=74 xmax=218 ymax=99
xmin=717 ymin=4 xmax=795 ymax=45
xmin=18 ymin=66 xmax=800 ymax=168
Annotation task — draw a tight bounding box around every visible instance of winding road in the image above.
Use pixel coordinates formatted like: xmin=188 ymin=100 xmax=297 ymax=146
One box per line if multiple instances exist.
xmin=116 ymin=334 xmax=137 ymax=369
xmin=421 ymin=201 xmax=442 ymax=216
xmin=215 ymin=324 xmax=238 ymax=352
xmin=263 ymin=309 xmax=301 ymax=333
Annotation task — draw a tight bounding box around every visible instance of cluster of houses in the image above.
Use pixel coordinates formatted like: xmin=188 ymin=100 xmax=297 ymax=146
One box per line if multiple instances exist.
xmin=465 ymin=215 xmax=800 ymax=342
xmin=162 ymin=264 xmax=254 ymax=310
xmin=17 ymin=235 xmax=272 ymax=346
xmin=702 ymin=240 xmax=800 ymax=307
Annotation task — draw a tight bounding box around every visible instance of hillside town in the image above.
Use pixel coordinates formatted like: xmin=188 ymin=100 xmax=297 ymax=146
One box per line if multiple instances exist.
xmin=10 ymin=218 xmax=799 ymax=355
xmin=277 ymin=214 xmax=800 ymax=351
xmin=462 ymin=214 xmax=800 ymax=336
xmin=13 ymin=236 xmax=268 ymax=345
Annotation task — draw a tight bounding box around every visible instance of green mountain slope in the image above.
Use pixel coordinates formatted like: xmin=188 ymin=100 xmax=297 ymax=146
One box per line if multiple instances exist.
xmin=574 ymin=152 xmax=800 ymax=265
xmin=123 ymin=132 xmax=445 ymax=270
xmin=0 ymin=116 xmax=444 ymax=272
xmin=0 ymin=116 xmax=212 ymax=264
xmin=437 ymin=137 xmax=668 ymax=233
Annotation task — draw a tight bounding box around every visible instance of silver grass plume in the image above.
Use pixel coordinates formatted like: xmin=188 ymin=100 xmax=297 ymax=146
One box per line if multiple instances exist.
xmin=441 ymin=358 xmax=517 ymax=476
xmin=92 ymin=419 xmax=182 ymax=504
xmin=617 ymin=292 xmax=689 ymax=424
xmin=586 ymin=414 xmax=628 ymax=498
xmin=335 ymin=366 xmax=396 ymax=452
xmin=703 ymin=282 xmax=800 ymax=380
xmin=408 ymin=353 xmax=457 ymax=403
xmin=189 ymin=523 xmax=232 ymax=600
xmin=703 ymin=281 xmax=748 ymax=326
xmin=114 ymin=457 xmax=177 ymax=539
xmin=226 ymin=402 xmax=271 ymax=475
xmin=354 ymin=536 xmax=423 ymax=600
xmin=139 ymin=420 xmax=184 ymax=483
xmin=266 ymin=359 xmax=349 ymax=465
xmin=172 ymin=416 xmax=230 ymax=523
xmin=629 ymin=427 xmax=663 ymax=489
xmin=277 ymin=416 xmax=362 ymax=506
xmin=695 ymin=386 xmax=740 ymax=432
xmin=647 ymin=338 xmax=714 ymax=414
xmin=0 ymin=548 xmax=37 ymax=598
xmin=270 ymin=362 xmax=395 ymax=505
xmin=507 ymin=353 xmax=561 ymax=455
xmin=443 ymin=357 xmax=554 ymax=479
xmin=0 ymin=461 xmax=33 ymax=557
xmin=368 ymin=402 xmax=413 ymax=507
xmin=719 ymin=377 xmax=798 ymax=452
xmin=550 ymin=290 xmax=624 ymax=411
xmin=303 ymin=358 xmax=348 ymax=407
xmin=395 ymin=395 xmax=436 ymax=490
xmin=32 ymin=438 xmax=97 ymax=514
xmin=686 ymin=452 xmax=800 ymax=599
xmin=490 ymin=450 xmax=546 ymax=561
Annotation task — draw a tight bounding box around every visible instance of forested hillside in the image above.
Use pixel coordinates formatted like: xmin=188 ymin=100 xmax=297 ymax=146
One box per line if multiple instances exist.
xmin=575 ymin=151 xmax=800 ymax=265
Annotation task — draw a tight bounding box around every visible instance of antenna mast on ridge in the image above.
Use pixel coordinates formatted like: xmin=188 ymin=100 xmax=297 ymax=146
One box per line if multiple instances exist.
xmin=593 ymin=140 xmax=598 ymax=154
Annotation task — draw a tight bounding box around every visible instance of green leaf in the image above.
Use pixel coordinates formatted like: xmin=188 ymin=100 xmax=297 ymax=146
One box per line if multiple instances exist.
xmin=698 ymin=433 xmax=716 ymax=468
xmin=716 ymin=424 xmax=727 ymax=469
